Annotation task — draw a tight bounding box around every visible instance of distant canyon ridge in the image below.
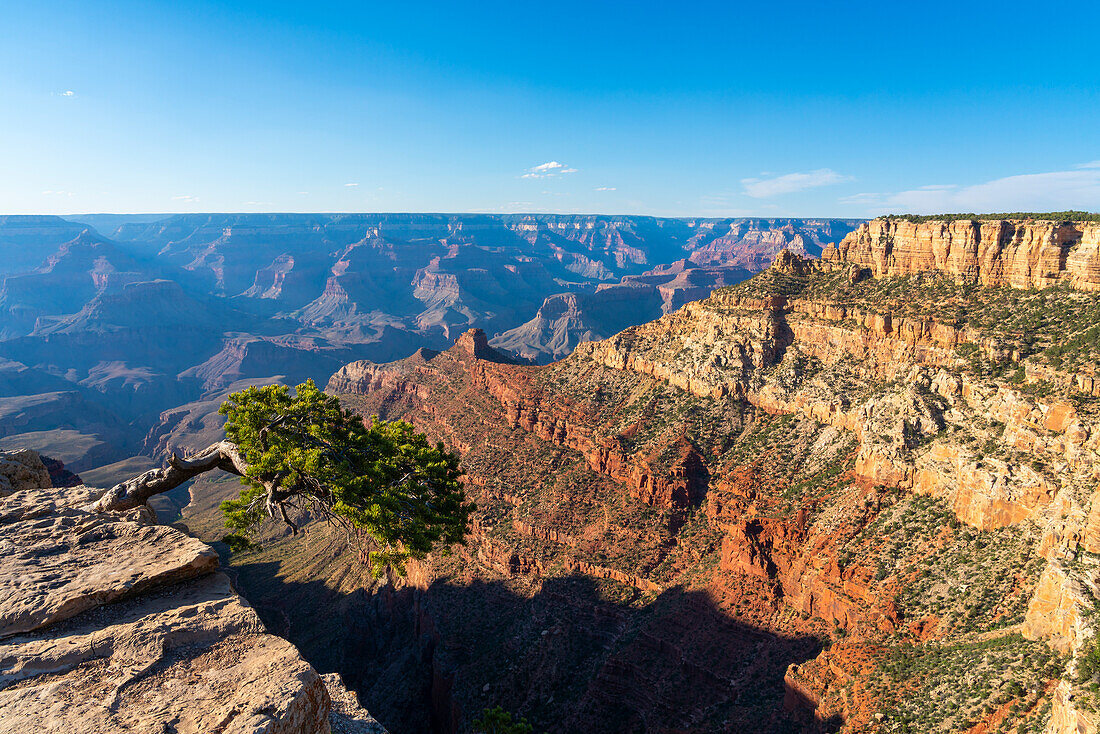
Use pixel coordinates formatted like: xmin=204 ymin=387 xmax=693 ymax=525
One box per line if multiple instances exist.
xmin=0 ymin=213 xmax=858 ymax=476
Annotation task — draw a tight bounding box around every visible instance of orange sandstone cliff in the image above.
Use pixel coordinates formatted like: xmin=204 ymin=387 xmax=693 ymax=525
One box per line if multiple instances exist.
xmin=181 ymin=220 xmax=1100 ymax=733
xmin=824 ymin=217 xmax=1100 ymax=291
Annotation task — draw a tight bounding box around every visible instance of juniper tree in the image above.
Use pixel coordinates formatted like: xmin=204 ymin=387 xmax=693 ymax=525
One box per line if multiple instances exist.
xmin=86 ymin=379 xmax=473 ymax=574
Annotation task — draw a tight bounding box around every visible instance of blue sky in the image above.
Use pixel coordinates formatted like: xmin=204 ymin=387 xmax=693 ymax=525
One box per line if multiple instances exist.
xmin=3 ymin=0 xmax=1099 ymax=217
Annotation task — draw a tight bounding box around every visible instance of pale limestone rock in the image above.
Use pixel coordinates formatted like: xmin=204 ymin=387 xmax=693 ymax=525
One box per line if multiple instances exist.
xmin=0 ymin=448 xmax=51 ymax=497
xmin=1022 ymin=561 xmax=1093 ymax=652
xmin=0 ymin=482 xmax=385 ymax=733
xmin=0 ymin=572 xmax=329 ymax=734
xmin=1048 ymin=678 xmax=1100 ymax=734
xmin=831 ymin=219 xmax=1100 ymax=291
xmin=0 ymin=485 xmax=219 ymax=637
xmin=323 ymin=673 xmax=387 ymax=734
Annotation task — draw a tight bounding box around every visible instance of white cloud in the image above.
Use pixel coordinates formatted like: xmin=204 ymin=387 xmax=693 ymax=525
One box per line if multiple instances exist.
xmin=741 ymin=168 xmax=851 ymax=198
xmin=841 ymin=165 xmax=1100 ymax=214
xmin=60 ymin=90 xmax=75 ymax=97
xmin=1077 ymin=161 xmax=1100 ymax=169
xmin=41 ymin=190 xmax=75 ymax=197
xmin=531 ymin=161 xmax=564 ymax=173
xmin=297 ymin=191 xmax=309 ymax=195
xmin=521 ymin=161 xmax=577 ymax=179
xmin=695 ymin=192 xmax=778 ymax=216
xmin=344 ymin=182 xmax=359 ymax=187
xmin=171 ymin=194 xmax=200 ymax=202
xmin=594 ymin=186 xmax=616 ymax=191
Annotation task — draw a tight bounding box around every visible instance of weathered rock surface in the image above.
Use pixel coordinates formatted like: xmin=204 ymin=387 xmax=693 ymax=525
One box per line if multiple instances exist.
xmin=825 ymin=217 xmax=1100 ymax=291
xmin=490 ymin=262 xmax=754 ymax=363
xmin=317 ymin=245 xmax=1100 ymax=732
xmin=0 ymin=215 xmax=857 ymax=468
xmin=0 ymin=452 xmax=385 ymax=734
xmin=0 ymin=487 xmax=219 ymax=637
xmin=0 ymin=448 xmax=51 ymax=497
xmin=323 ymin=674 xmax=387 ymax=734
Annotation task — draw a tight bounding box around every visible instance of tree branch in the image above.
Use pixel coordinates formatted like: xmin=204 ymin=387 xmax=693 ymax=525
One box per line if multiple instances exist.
xmin=258 ymin=415 xmax=288 ymax=452
xmin=83 ymin=440 xmax=253 ymax=514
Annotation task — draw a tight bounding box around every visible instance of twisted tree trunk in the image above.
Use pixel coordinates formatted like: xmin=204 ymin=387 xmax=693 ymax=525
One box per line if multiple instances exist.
xmin=82 ymin=441 xmax=252 ymax=514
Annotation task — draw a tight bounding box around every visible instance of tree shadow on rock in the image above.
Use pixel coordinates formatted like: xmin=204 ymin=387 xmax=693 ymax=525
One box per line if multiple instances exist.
xmin=227 ymin=560 xmax=823 ymax=734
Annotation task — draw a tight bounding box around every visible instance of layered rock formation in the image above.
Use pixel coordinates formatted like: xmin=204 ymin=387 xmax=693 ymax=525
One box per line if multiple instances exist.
xmin=298 ymin=237 xmax=1100 ymax=732
xmin=0 ymin=214 xmax=857 ymax=480
xmin=0 ymin=448 xmax=51 ymax=495
xmin=0 ymin=448 xmax=384 ymax=734
xmin=826 ymin=217 xmax=1100 ymax=290
xmin=20 ymin=212 xmax=1100 ymax=732
xmin=491 ymin=261 xmax=754 ymax=363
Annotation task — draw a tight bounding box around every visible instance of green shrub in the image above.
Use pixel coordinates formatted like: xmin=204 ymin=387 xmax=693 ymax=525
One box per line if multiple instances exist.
xmin=473 ymin=707 xmax=534 ymax=734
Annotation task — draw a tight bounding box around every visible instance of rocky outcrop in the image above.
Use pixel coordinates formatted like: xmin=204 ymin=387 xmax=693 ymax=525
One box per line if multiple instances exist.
xmin=0 ymin=449 xmax=384 ymax=734
xmin=310 ymin=241 xmax=1100 ymax=732
xmin=490 ymin=262 xmax=755 ymax=363
xmin=571 ymin=261 xmax=1100 ymax=535
xmin=324 ymin=674 xmax=387 ymax=734
xmin=39 ymin=454 xmax=82 ymax=487
xmin=1022 ymin=561 xmax=1093 ymax=652
xmin=0 ymin=448 xmax=51 ymax=496
xmin=1048 ymin=679 xmax=1100 ymax=734
xmin=824 ymin=218 xmax=1100 ymax=291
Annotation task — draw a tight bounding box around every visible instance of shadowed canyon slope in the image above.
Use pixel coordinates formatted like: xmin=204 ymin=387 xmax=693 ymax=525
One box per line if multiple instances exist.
xmin=12 ymin=213 xmax=1100 ymax=732
xmin=0 ymin=214 xmax=856 ymax=473
xmin=179 ymin=215 xmax=1100 ymax=734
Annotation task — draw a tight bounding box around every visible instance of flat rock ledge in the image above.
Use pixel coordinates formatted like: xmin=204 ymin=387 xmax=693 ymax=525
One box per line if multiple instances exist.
xmin=0 ymin=449 xmax=385 ymax=734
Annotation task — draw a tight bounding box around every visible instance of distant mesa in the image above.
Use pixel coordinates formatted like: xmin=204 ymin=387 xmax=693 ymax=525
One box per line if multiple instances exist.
xmin=0 ymin=213 xmax=855 ymax=467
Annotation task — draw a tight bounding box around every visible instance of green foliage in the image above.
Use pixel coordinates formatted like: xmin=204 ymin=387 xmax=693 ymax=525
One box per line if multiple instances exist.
xmin=1077 ymin=638 xmax=1100 ymax=686
xmin=1073 ymin=596 xmax=1100 ymax=710
xmin=872 ymin=634 xmax=1062 ymax=732
xmin=217 ymin=380 xmax=475 ymax=575
xmin=718 ymin=267 xmax=1100 ymax=411
xmin=472 ymin=707 xmax=534 ymax=734
xmin=1045 ymin=324 xmax=1100 ymax=369
xmin=222 ymin=532 xmax=261 ymax=553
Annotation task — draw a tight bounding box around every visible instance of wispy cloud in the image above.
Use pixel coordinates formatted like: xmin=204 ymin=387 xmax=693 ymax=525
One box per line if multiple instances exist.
xmin=41 ymin=190 xmax=75 ymax=197
xmin=171 ymin=194 xmax=200 ymax=202
xmin=741 ymin=168 xmax=851 ymax=198
xmin=594 ymin=186 xmax=616 ymax=191
xmin=344 ymin=182 xmax=359 ymax=187
xmin=57 ymin=90 xmax=75 ymax=97
xmin=521 ymin=161 xmax=578 ymax=179
xmin=1077 ymin=161 xmax=1100 ymax=169
xmin=691 ymin=192 xmax=780 ymax=217
xmin=841 ymin=164 xmax=1100 ymax=214
xmin=470 ymin=201 xmax=541 ymax=213
xmin=297 ymin=191 xmax=309 ymax=195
